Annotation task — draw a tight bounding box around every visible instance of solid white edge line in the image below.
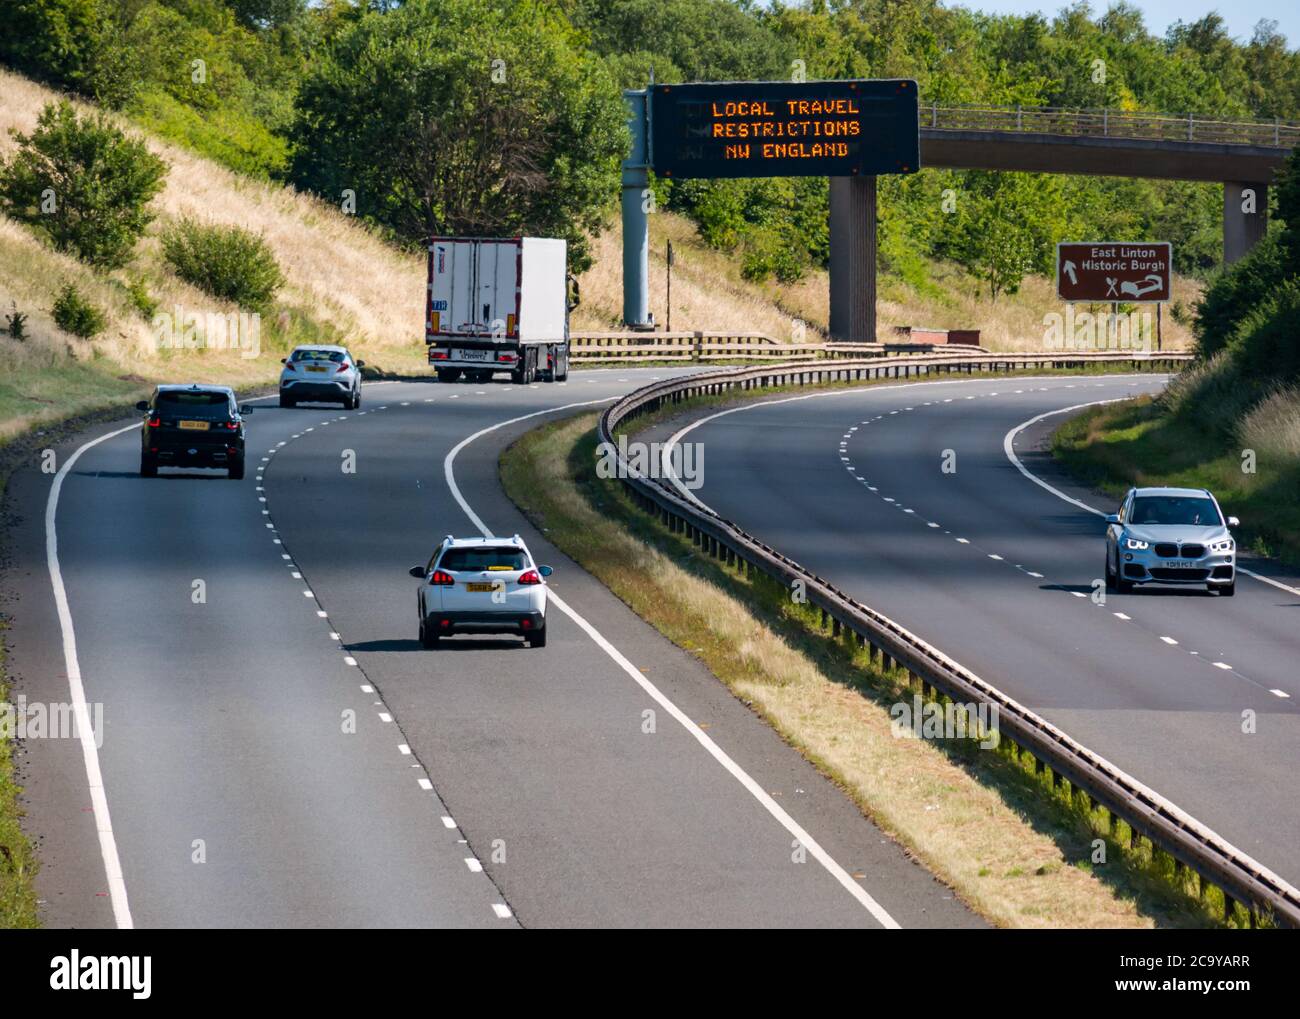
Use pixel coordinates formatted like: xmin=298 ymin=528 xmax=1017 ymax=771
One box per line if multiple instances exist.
xmin=653 ymin=371 xmax=1300 ymax=907
xmin=1002 ymin=400 xmax=1300 ymax=599
xmin=444 ymin=399 xmax=900 ymax=929
xmin=46 ymin=422 xmax=138 ymax=929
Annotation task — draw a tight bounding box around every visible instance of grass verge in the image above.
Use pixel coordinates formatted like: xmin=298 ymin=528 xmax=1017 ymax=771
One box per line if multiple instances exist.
xmin=0 ymin=636 xmax=40 ymax=927
xmin=1053 ymin=396 xmax=1300 ymax=564
xmin=500 ymin=409 xmax=1239 ymax=928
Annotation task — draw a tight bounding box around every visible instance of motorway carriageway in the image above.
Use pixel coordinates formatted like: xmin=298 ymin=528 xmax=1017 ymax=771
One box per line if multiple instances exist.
xmin=5 ymin=367 xmax=980 ymax=929
xmin=644 ymin=373 xmax=1300 ymax=889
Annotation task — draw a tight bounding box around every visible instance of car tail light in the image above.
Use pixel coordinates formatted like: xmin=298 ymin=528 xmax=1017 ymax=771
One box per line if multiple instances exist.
xmin=429 ymin=570 xmax=455 ymax=586
xmin=521 ymin=618 xmax=532 ymax=628
xmin=517 ymin=569 xmax=541 ymax=585
xmin=224 ymin=420 xmax=238 ymax=430
xmin=336 ymin=362 xmax=350 ymax=373
xmin=147 ymin=416 xmax=161 ymax=428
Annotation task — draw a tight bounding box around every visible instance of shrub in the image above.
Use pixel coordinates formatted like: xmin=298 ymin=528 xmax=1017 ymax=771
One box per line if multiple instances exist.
xmin=161 ymin=218 xmax=285 ymax=309
xmin=1193 ymin=231 xmax=1289 ymax=359
xmin=0 ymin=102 xmax=167 ymax=269
xmin=0 ymin=0 xmax=136 ymax=107
xmin=125 ymin=275 xmax=158 ymax=319
xmin=5 ymin=302 xmax=29 ymax=340
xmin=52 ymin=284 xmax=106 ymax=338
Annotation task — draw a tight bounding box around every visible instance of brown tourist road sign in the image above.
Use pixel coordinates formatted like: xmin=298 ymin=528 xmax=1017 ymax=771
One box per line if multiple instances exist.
xmin=1056 ymin=242 xmax=1172 ymax=302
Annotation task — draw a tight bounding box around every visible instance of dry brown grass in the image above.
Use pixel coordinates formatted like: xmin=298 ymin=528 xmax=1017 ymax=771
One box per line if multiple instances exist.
xmin=502 ymin=412 xmax=1189 ymax=928
xmin=1239 ymin=386 xmax=1300 ymax=463
xmin=575 ymin=210 xmax=1201 ymax=352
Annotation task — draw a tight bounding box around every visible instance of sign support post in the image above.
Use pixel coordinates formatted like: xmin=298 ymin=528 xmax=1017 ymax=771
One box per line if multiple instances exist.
xmin=621 ymin=89 xmax=652 ymax=330
xmin=829 ymin=175 xmax=877 ymax=343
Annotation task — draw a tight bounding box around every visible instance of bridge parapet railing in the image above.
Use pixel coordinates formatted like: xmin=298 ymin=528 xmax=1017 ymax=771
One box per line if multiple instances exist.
xmin=926 ymin=103 xmax=1300 ymax=148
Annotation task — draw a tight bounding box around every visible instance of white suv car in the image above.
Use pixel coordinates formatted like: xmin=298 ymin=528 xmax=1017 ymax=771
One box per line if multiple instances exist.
xmin=279 ymin=344 xmax=365 ymax=408
xmin=409 ymin=535 xmax=552 ymax=648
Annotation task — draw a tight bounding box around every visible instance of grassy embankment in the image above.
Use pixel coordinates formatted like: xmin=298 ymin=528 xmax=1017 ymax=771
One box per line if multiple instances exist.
xmin=1053 ymin=372 xmax=1300 ymax=564
xmin=501 ymin=408 xmax=1248 ymax=928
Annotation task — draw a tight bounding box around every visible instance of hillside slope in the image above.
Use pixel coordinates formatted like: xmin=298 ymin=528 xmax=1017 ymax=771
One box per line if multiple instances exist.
xmin=4 ymin=67 xmax=1198 ymax=442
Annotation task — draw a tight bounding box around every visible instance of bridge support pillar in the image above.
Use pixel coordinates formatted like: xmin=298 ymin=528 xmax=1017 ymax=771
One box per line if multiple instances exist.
xmin=829 ymin=175 xmax=877 ymax=343
xmin=1223 ymin=182 xmax=1268 ymax=265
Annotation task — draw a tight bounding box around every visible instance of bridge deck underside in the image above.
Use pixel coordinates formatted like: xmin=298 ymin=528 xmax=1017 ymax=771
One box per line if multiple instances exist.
xmin=920 ymin=129 xmax=1286 ymax=183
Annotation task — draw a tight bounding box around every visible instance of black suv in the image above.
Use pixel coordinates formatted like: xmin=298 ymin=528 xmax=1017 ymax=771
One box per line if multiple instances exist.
xmin=138 ymin=385 xmax=252 ymax=479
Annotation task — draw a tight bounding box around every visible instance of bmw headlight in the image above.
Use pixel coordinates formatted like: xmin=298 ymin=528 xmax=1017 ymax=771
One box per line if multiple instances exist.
xmin=1124 ymin=537 xmax=1149 ymax=550
xmin=1210 ymin=538 xmax=1234 ymax=553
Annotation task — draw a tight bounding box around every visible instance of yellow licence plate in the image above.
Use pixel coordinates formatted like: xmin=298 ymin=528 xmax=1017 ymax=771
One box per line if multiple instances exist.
xmin=465 ymin=582 xmax=496 ymax=593
xmin=306 ymin=365 xmax=328 ymax=373
xmin=178 ymin=420 xmax=210 ymax=430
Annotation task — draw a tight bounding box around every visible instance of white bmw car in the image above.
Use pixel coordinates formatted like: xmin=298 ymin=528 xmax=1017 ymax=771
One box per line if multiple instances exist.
xmin=410 ymin=535 xmax=552 ymax=647
xmin=1105 ymin=486 xmax=1239 ymax=596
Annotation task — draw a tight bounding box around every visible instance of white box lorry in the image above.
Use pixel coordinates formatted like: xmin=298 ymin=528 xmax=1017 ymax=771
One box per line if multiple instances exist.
xmin=425 ymin=236 xmax=575 ymax=383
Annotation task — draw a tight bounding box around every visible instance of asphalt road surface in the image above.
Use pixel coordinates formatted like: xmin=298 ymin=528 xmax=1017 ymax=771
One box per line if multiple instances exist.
xmin=652 ymin=372 xmax=1300 ymax=889
xmin=4 ymin=367 xmax=979 ymax=929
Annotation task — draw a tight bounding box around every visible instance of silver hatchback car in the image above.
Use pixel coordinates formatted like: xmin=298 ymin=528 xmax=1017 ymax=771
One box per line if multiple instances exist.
xmin=279 ymin=344 xmax=365 ymax=408
xmin=1105 ymin=486 xmax=1239 ymax=596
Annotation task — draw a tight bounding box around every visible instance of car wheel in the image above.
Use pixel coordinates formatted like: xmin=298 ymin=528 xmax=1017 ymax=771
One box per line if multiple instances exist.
xmin=279 ymin=393 xmax=295 ymax=408
xmin=1104 ymin=552 xmax=1116 ymax=592
xmin=140 ymin=455 xmax=157 ymax=478
xmin=228 ymin=457 xmax=245 ymax=480
xmin=352 ymin=387 xmax=361 ymax=409
xmin=1218 ymin=581 xmax=1236 ymax=597
xmin=527 ymin=627 xmax=547 ymax=648
xmin=419 ymin=619 xmax=440 ymax=649
xmin=1114 ymin=554 xmax=1134 ymax=593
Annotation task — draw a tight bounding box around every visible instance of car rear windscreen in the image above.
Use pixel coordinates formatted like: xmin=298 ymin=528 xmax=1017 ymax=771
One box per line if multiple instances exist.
xmin=1130 ymin=496 xmax=1221 ymax=526
xmin=439 ymin=547 xmax=527 ymax=571
xmin=292 ymin=349 xmax=345 ymax=362
xmin=155 ymin=391 xmax=232 ymax=417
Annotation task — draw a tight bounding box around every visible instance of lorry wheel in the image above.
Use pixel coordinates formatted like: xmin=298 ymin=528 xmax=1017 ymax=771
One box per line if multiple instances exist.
xmin=437 ymin=368 xmax=462 ymax=383
xmin=556 ymin=349 xmax=569 ymax=381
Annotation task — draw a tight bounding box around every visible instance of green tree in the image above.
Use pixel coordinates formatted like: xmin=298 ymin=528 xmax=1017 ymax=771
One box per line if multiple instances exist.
xmin=291 ymin=0 xmax=627 ymax=269
xmin=0 ymin=102 xmax=168 ymax=269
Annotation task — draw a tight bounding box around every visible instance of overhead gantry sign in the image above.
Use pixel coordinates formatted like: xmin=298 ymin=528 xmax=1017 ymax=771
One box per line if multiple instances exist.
xmin=622 ymin=79 xmax=920 ymax=338
xmin=649 ymin=80 xmax=919 ymax=179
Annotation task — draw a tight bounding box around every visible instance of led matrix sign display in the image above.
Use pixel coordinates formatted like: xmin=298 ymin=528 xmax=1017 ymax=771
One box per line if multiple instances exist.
xmin=649 ymin=80 xmax=919 ymax=179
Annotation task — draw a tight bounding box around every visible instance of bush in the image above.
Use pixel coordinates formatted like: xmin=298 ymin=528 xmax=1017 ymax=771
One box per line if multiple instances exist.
xmin=0 ymin=0 xmax=136 ymax=107
xmin=1193 ymin=231 xmax=1289 ymax=359
xmin=161 ymin=218 xmax=285 ymax=308
xmin=124 ymin=275 xmax=158 ymax=320
xmin=52 ymin=284 xmax=106 ymax=338
xmin=5 ymin=302 xmax=29 ymax=340
xmin=0 ymin=102 xmax=167 ymax=269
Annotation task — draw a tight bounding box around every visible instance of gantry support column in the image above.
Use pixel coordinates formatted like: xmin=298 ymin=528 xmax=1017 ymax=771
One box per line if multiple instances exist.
xmin=829 ymin=175 xmax=877 ymax=343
